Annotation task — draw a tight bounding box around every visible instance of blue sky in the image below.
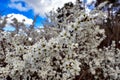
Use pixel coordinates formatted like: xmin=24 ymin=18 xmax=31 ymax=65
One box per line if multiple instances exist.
xmin=0 ymin=0 xmax=95 ymax=31
xmin=0 ymin=0 xmax=46 ymax=30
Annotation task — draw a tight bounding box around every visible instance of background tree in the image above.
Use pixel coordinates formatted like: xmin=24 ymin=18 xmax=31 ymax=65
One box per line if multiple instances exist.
xmin=95 ymin=0 xmax=120 ymax=48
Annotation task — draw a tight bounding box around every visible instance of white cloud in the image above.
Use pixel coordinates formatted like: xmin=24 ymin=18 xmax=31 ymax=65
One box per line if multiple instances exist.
xmin=6 ymin=13 xmax=33 ymax=25
xmin=3 ymin=13 xmax=33 ymax=31
xmin=9 ymin=0 xmax=96 ymax=16
xmin=8 ymin=0 xmax=30 ymax=12
xmin=86 ymin=0 xmax=96 ymax=5
xmin=9 ymin=3 xmax=30 ymax=11
xmin=9 ymin=0 xmax=76 ymax=16
xmin=21 ymin=0 xmax=76 ymax=16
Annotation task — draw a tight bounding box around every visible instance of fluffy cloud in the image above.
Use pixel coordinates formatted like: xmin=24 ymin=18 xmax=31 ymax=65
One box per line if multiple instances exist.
xmin=24 ymin=0 xmax=76 ymax=16
xmin=8 ymin=0 xmax=30 ymax=12
xmin=8 ymin=2 xmax=30 ymax=11
xmin=8 ymin=0 xmax=96 ymax=16
xmin=86 ymin=0 xmax=96 ymax=5
xmin=9 ymin=0 xmax=76 ymax=16
xmin=3 ymin=13 xmax=33 ymax=31
xmin=6 ymin=13 xmax=33 ymax=25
